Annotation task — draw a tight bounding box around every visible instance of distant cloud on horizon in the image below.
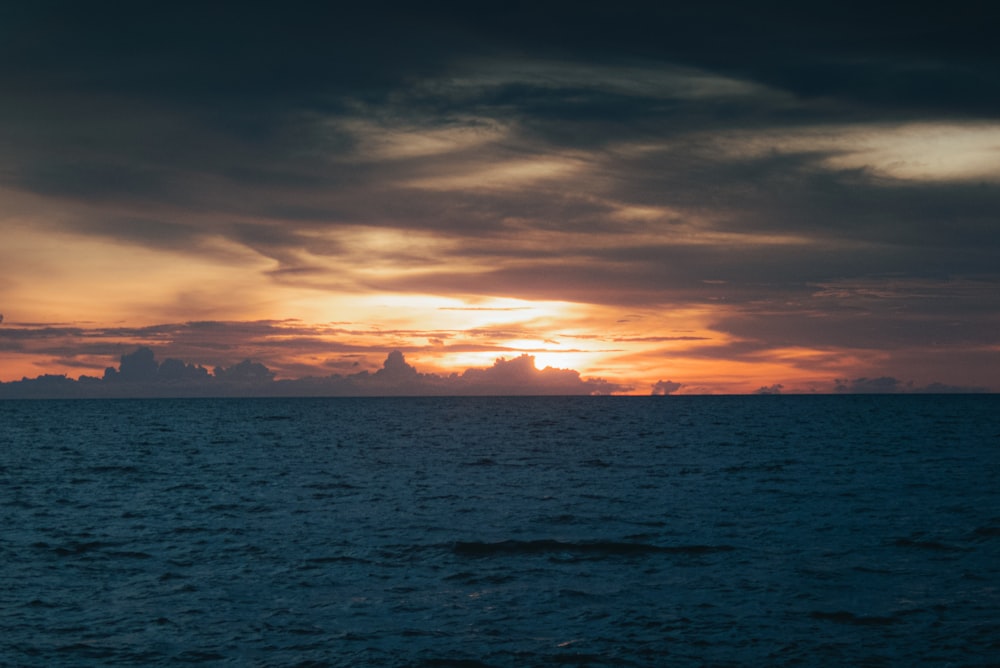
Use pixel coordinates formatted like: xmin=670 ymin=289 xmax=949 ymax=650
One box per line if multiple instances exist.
xmin=833 ymin=377 xmax=988 ymax=395
xmin=1 ymin=346 xmax=986 ymax=399
xmin=651 ymin=380 xmax=683 ymax=395
xmin=0 ymin=347 xmax=629 ymax=398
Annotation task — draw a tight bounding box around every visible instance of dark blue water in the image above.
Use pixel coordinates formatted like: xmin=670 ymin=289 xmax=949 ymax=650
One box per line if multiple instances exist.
xmin=1 ymin=395 xmax=998 ymax=666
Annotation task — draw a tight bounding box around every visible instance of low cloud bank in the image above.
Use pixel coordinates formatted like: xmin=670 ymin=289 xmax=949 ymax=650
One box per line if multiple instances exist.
xmin=833 ymin=377 xmax=988 ymax=394
xmin=0 ymin=348 xmax=627 ymax=398
xmin=1 ymin=347 xmax=989 ymax=398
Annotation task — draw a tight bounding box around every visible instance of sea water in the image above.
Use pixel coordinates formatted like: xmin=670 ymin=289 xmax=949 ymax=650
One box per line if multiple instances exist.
xmin=1 ymin=395 xmax=998 ymax=666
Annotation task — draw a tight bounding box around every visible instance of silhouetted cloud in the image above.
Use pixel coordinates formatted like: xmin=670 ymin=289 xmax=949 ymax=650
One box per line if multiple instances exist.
xmin=112 ymin=347 xmax=159 ymax=382
xmin=651 ymin=380 xmax=682 ymax=396
xmin=0 ymin=320 xmax=614 ymax=381
xmin=833 ymin=377 xmax=988 ymax=394
xmin=214 ymin=359 xmax=276 ymax=384
xmin=835 ymin=377 xmax=904 ymax=394
xmin=916 ymin=382 xmax=989 ymax=394
xmin=455 ymin=354 xmax=625 ymax=396
xmin=375 ymin=350 xmax=420 ymax=381
xmin=2 ymin=345 xmax=991 ymax=398
xmin=0 ymin=348 xmax=625 ymax=398
xmin=158 ymin=358 xmax=211 ymax=382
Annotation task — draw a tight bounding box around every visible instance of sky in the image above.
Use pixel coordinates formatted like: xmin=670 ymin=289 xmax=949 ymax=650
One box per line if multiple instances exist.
xmin=1 ymin=2 xmax=998 ymax=394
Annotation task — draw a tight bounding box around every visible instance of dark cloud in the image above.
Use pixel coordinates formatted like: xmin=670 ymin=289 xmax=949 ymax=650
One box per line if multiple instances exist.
xmin=0 ymin=321 xmax=613 ymax=381
xmin=833 ymin=376 xmax=989 ymax=394
xmin=917 ymin=382 xmax=990 ymax=394
xmin=0 ymin=347 xmax=625 ymax=398
xmin=102 ymin=347 xmax=211 ymax=384
xmin=0 ymin=4 xmax=464 ymax=102
xmin=710 ymin=279 xmax=1000 ymax=352
xmin=16 ymin=162 xmax=172 ymax=202
xmin=612 ymin=336 xmax=709 ymax=343
xmin=72 ymin=218 xmax=209 ymax=252
xmin=4 ymin=11 xmax=997 ymax=267
xmin=7 ymin=2 xmax=993 ymax=110
xmin=456 ymin=354 xmax=625 ymax=395
xmin=651 ymin=380 xmax=682 ymax=396
xmin=158 ymin=358 xmax=211 ymax=382
xmin=214 ymin=359 xmax=276 ymax=384
xmin=114 ymin=347 xmax=159 ymax=382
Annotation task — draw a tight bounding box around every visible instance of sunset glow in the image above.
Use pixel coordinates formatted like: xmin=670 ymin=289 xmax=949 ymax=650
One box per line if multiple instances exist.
xmin=1 ymin=5 xmax=997 ymax=396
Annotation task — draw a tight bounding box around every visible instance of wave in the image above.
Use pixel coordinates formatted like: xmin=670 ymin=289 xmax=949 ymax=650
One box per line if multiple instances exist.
xmin=973 ymin=525 xmax=1000 ymax=538
xmin=33 ymin=540 xmax=152 ymax=560
xmin=809 ymin=610 xmax=898 ymax=626
xmin=82 ymin=465 xmax=141 ymax=474
xmin=462 ymin=458 xmax=497 ymax=466
xmin=450 ymin=539 xmax=735 ymax=558
xmin=892 ymin=537 xmax=967 ymax=552
xmin=303 ymin=555 xmax=372 ymax=565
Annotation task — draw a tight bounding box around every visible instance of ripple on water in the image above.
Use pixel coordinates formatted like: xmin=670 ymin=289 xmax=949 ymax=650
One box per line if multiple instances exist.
xmin=1 ymin=395 xmax=998 ymax=666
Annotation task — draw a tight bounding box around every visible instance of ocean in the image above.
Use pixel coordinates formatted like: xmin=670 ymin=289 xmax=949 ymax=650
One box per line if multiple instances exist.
xmin=1 ymin=395 xmax=998 ymax=666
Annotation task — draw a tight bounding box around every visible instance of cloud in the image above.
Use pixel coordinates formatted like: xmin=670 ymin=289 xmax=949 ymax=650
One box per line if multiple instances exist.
xmin=158 ymin=358 xmax=211 ymax=382
xmin=916 ymin=382 xmax=989 ymax=394
xmin=0 ymin=317 xmax=632 ymax=380
xmin=5 ymin=41 xmax=998 ymax=286
xmin=1 ymin=4 xmax=997 ymax=395
xmin=0 ymin=348 xmax=624 ymax=398
xmin=455 ymin=354 xmax=626 ymax=395
xmin=213 ymin=359 xmax=275 ymax=383
xmin=111 ymin=347 xmax=159 ymax=382
xmin=833 ymin=377 xmax=988 ymax=394
xmin=101 ymin=347 xmax=213 ymax=385
xmin=651 ymin=380 xmax=682 ymax=396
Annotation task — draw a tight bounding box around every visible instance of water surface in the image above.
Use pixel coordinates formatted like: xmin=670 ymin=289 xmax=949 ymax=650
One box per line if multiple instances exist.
xmin=2 ymin=395 xmax=998 ymax=665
